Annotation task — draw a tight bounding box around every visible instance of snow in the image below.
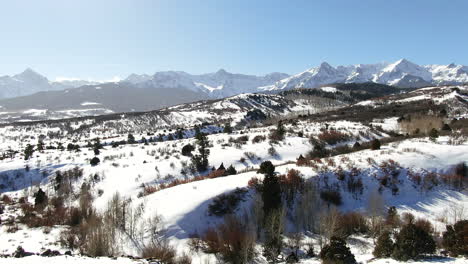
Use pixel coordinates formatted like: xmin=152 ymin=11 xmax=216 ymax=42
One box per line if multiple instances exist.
xmin=22 ymin=109 xmax=47 ymax=115
xmin=0 ymin=101 xmax=467 ymax=263
xmin=80 ymin=102 xmax=101 ymax=106
xmin=0 ymin=256 xmax=142 ymax=264
xmin=320 ymin=86 xmax=338 ymax=93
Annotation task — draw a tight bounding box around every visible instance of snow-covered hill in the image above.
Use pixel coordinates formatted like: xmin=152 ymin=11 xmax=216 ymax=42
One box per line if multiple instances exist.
xmin=0 ymin=114 xmax=467 ymax=263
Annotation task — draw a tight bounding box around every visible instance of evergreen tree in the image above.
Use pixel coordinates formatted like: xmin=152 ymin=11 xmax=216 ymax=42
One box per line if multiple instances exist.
xmin=258 ymin=161 xmax=275 ymax=177
xmin=353 ymin=141 xmax=361 ymax=149
xmin=392 ymin=223 xmax=436 ymax=261
xmin=277 ymin=121 xmax=285 ymax=139
xmin=176 ymin=129 xmax=184 ymax=139
xmin=320 ymin=236 xmax=357 ymax=264
xmin=181 ymin=144 xmax=195 ymax=156
xmin=371 ymin=139 xmax=381 ymax=150
xmin=225 ymin=165 xmax=237 ymax=175
xmin=90 ymin=157 xmax=100 ymax=166
xmin=191 ymin=132 xmax=210 ymax=172
xmin=127 ymin=133 xmax=136 ymax=144
xmin=34 ymin=188 xmax=47 ymax=207
xmin=442 ymin=220 xmax=468 ymax=257
xmin=258 ymin=161 xmax=283 ymax=263
xmin=37 ymin=140 xmax=44 ymax=151
xmin=194 ymin=125 xmax=201 ymax=138
xmin=373 ymin=231 xmax=394 ymax=258
xmin=386 ymin=206 xmax=400 ymax=227
xmin=24 ymin=144 xmax=34 ymax=160
xmin=429 ymin=128 xmax=439 ymax=141
xmin=217 ymin=163 xmax=226 ymax=171
xmin=93 ymin=138 xmax=102 ymax=155
xmin=223 ymin=123 xmax=233 ymax=134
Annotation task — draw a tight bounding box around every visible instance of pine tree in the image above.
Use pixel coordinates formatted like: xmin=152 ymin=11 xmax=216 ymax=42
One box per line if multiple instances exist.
xmin=90 ymin=157 xmax=100 ymax=166
xmin=225 ymin=165 xmax=237 ymax=175
xmin=386 ymin=206 xmax=400 ymax=227
xmin=223 ymin=123 xmax=233 ymax=134
xmin=392 ymin=223 xmax=436 ymax=261
xmin=181 ymin=144 xmax=195 ymax=156
xmin=258 ymin=161 xmax=275 ymax=177
xmin=373 ymin=231 xmax=394 ymax=258
xmin=258 ymin=161 xmax=283 ymax=262
xmin=277 ymin=121 xmax=285 ymax=138
xmin=371 ymin=139 xmax=381 ymax=150
xmin=127 ymin=133 xmax=136 ymax=144
xmin=429 ymin=128 xmax=439 ymax=141
xmin=215 ymin=162 xmax=224 ymax=170
xmin=177 ymin=129 xmax=184 ymax=139
xmin=191 ymin=132 xmax=210 ymax=172
xmin=37 ymin=140 xmax=44 ymax=151
xmin=34 ymin=188 xmax=47 ymax=207
xmin=24 ymin=144 xmax=34 ymax=160
xmin=442 ymin=220 xmax=468 ymax=257
xmin=320 ymin=236 xmax=357 ymax=264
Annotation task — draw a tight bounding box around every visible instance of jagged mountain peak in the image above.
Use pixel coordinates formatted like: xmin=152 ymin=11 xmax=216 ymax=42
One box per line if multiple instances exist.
xmin=447 ymin=63 xmax=457 ymax=68
xmin=14 ymin=68 xmax=47 ymax=81
xmin=215 ymin=68 xmax=228 ymax=75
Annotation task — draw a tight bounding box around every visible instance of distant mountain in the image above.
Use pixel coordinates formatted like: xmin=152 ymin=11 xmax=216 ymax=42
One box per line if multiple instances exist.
xmin=122 ymin=69 xmax=290 ymax=98
xmin=0 ymin=82 xmax=208 ymax=122
xmin=0 ymin=68 xmax=97 ymax=99
xmin=2 ymin=60 xmax=467 ymax=101
xmin=261 ymin=59 xmax=468 ymax=91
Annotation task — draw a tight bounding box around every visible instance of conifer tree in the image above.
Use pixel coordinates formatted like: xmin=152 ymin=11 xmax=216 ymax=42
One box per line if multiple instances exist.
xmin=373 ymin=231 xmax=394 ymax=258
xmin=24 ymin=144 xmax=34 ymax=160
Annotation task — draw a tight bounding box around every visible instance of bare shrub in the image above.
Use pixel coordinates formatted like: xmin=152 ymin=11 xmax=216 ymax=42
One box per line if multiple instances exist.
xmin=318 ymin=131 xmax=351 ymax=145
xmin=141 ymin=242 xmax=176 ymax=262
xmin=207 ymin=188 xmax=248 ymax=217
xmin=200 ymin=215 xmax=256 ymax=263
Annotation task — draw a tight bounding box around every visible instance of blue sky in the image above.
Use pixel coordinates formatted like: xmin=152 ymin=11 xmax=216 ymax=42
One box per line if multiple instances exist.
xmin=1 ymin=0 xmax=467 ymax=80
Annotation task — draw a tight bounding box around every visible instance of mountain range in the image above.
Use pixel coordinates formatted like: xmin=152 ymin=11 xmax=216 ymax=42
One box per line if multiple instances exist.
xmin=1 ymin=59 xmax=468 ymax=101
xmin=0 ymin=68 xmax=99 ymax=99
xmin=1 ymin=59 xmax=467 ymax=123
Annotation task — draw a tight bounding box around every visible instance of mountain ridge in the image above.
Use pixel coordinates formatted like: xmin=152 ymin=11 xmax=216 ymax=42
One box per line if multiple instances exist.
xmin=1 ymin=59 xmax=468 ymax=100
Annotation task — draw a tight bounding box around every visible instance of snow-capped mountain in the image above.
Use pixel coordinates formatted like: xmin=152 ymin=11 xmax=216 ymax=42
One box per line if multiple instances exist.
xmin=0 ymin=68 xmax=51 ymax=98
xmin=2 ymin=60 xmax=468 ymax=101
xmin=262 ymin=59 xmax=468 ymax=91
xmin=426 ymin=63 xmax=468 ymax=85
xmin=122 ymin=69 xmax=290 ymax=98
xmin=0 ymin=68 xmax=97 ymax=99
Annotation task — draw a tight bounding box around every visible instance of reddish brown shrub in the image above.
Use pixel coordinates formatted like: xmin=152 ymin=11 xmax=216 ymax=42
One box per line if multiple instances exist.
xmin=318 ymin=131 xmax=351 ymax=145
xmin=247 ymin=177 xmax=262 ymax=191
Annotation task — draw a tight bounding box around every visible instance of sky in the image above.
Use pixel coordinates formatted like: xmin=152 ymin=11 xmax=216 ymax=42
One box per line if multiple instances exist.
xmin=1 ymin=0 xmax=467 ymax=81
